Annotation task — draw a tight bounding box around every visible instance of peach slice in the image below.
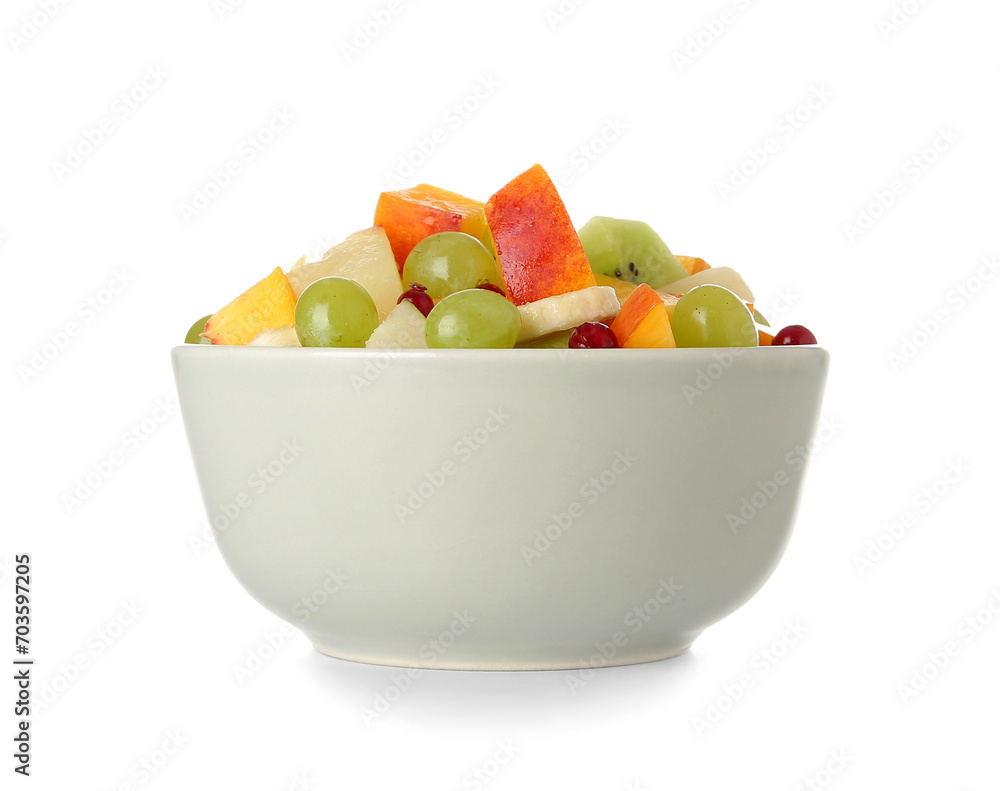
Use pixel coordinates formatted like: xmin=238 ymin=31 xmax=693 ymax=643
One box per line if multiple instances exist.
xmin=485 ymin=164 xmax=595 ymax=306
xmin=624 ymin=303 xmax=676 ymax=348
xmin=609 ymin=283 xmax=662 ymax=347
xmin=202 ymin=267 xmax=297 ymax=346
xmin=374 ymin=184 xmax=485 ymax=273
xmin=677 ymin=255 xmax=710 ymax=276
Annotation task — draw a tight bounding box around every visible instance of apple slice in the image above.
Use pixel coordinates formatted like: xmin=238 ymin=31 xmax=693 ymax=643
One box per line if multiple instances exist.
xmin=248 ymin=325 xmax=300 ymax=347
xmin=659 ymin=266 xmax=754 ymax=303
xmin=287 ymin=227 xmax=402 ymax=321
xmin=365 ymin=300 xmax=428 ymax=349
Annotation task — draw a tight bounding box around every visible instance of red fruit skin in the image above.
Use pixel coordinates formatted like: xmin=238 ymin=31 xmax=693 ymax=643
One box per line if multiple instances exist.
xmin=772 ymin=324 xmax=818 ymax=345
xmin=484 ymin=164 xmax=596 ymax=306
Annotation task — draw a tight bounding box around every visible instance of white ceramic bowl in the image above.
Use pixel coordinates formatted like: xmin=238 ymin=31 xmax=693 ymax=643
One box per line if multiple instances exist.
xmin=173 ymin=345 xmax=828 ymax=670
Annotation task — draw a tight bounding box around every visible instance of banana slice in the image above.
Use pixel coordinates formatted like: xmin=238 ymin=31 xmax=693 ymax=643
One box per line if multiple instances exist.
xmin=517 ymin=286 xmax=620 ymax=343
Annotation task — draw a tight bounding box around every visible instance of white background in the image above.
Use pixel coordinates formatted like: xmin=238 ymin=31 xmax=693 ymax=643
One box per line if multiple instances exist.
xmin=4 ymin=0 xmax=1000 ymax=788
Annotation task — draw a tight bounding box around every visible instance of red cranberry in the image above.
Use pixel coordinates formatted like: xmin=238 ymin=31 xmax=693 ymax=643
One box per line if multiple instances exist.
xmin=397 ymin=283 xmax=434 ymax=317
xmin=569 ymin=322 xmax=619 ymax=349
xmin=772 ymin=324 xmax=817 ymax=345
xmin=476 ymin=282 xmax=506 ymax=296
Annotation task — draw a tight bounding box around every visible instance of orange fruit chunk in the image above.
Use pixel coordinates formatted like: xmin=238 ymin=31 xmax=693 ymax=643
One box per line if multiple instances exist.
xmin=374 ymin=185 xmax=485 ymax=274
xmin=610 ymin=283 xmax=663 ymax=347
xmin=677 ymin=255 xmax=710 ymax=276
xmin=624 ymin=302 xmax=676 ymax=348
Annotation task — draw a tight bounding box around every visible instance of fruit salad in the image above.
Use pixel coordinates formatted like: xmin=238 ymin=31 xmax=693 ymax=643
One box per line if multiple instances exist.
xmin=184 ymin=164 xmax=817 ymax=350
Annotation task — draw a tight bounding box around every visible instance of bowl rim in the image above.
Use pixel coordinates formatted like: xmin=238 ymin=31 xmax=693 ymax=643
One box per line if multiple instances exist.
xmin=172 ymin=344 xmax=829 ymax=356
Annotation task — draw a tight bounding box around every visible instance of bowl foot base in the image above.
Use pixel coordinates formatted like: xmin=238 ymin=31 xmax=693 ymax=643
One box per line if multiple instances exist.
xmin=307 ymin=638 xmax=695 ymax=672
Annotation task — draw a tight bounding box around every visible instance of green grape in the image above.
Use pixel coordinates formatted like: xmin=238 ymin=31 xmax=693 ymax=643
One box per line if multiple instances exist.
xmin=671 ymin=285 xmax=759 ymax=348
xmin=185 ymin=314 xmax=213 ymax=344
xmin=425 ymin=289 xmax=521 ymax=349
xmin=402 ymin=232 xmax=504 ymax=300
xmin=752 ymin=308 xmax=769 ymax=327
xmin=295 ymin=276 xmax=379 ymax=347
xmin=517 ymin=330 xmax=572 ymax=349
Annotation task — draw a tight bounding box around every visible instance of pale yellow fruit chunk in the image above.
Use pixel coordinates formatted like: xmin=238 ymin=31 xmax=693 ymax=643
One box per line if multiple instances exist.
xmin=659 ymin=266 xmax=754 ymax=303
xmin=365 ymin=300 xmax=428 ymax=349
xmin=658 ymin=291 xmax=681 ymax=319
xmin=286 ymin=227 xmax=402 ymax=321
xmin=248 ymin=325 xmax=300 ymax=347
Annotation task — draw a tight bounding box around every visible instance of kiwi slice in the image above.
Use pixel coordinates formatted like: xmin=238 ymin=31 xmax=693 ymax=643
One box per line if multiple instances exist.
xmin=578 ymin=216 xmax=687 ymax=290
